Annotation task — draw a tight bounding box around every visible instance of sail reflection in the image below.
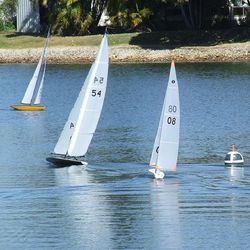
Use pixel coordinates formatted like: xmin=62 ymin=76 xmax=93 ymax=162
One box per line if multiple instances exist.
xmin=150 ymin=178 xmax=181 ymax=249
xmin=53 ymin=166 xmax=112 ymax=248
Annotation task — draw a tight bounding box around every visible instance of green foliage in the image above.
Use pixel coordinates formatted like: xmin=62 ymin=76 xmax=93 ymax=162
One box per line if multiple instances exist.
xmin=0 ymin=0 xmax=247 ymax=35
xmin=36 ymin=0 xmax=250 ymax=35
xmin=41 ymin=0 xmax=104 ymax=35
xmin=0 ymin=0 xmax=17 ymax=31
xmin=107 ymin=1 xmax=153 ymax=31
xmin=51 ymin=1 xmax=89 ymax=35
xmin=0 ymin=20 xmax=15 ymax=31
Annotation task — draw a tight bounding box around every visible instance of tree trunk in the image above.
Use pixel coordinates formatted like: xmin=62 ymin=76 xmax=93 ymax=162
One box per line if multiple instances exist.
xmin=189 ymin=0 xmax=195 ymax=28
xmin=179 ymin=2 xmax=193 ymax=29
xmin=181 ymin=0 xmax=203 ymax=30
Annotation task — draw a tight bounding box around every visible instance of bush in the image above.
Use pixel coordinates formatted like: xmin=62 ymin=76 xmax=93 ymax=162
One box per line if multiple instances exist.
xmin=0 ymin=0 xmax=16 ymax=31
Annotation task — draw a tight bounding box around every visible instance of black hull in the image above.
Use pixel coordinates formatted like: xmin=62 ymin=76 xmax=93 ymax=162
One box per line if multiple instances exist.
xmin=46 ymin=155 xmax=87 ymax=167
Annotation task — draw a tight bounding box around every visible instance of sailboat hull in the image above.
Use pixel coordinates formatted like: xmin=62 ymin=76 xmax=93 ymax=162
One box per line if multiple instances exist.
xmin=149 ymin=168 xmax=165 ymax=179
xmin=11 ymin=105 xmax=46 ymax=111
xmin=46 ymin=155 xmax=88 ymax=167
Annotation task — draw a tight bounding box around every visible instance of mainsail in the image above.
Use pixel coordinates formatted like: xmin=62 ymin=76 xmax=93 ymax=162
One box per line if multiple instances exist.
xmin=150 ymin=61 xmax=180 ymax=172
xmin=21 ymin=28 xmax=50 ymax=105
xmin=53 ymin=34 xmax=109 ymax=157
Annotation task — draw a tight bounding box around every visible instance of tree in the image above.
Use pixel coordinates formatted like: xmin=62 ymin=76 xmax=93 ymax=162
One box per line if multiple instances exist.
xmin=177 ymin=0 xmax=229 ymax=29
xmin=33 ymin=0 xmax=232 ymax=34
xmin=40 ymin=0 xmax=107 ymax=35
xmin=0 ymin=0 xmax=17 ymax=31
xmin=178 ymin=0 xmax=203 ymax=29
xmin=106 ymin=0 xmax=153 ymax=32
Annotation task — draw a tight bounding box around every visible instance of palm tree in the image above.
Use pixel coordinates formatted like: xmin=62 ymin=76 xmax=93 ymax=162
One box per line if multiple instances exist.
xmin=106 ymin=0 xmax=153 ymax=31
xmin=40 ymin=0 xmax=107 ymax=35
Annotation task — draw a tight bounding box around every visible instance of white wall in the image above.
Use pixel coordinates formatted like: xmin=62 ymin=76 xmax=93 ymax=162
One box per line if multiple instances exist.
xmin=17 ymin=0 xmax=40 ymax=33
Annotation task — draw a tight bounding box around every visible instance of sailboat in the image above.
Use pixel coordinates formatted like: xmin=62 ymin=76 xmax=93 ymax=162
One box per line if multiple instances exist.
xmin=149 ymin=61 xmax=180 ymax=179
xmin=46 ymin=33 xmax=109 ymax=166
xmin=11 ymin=28 xmax=50 ymax=111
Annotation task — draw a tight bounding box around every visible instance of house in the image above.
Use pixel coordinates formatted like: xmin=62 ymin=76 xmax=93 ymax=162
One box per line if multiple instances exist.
xmin=229 ymin=0 xmax=250 ymax=25
xmin=17 ymin=0 xmax=40 ymax=33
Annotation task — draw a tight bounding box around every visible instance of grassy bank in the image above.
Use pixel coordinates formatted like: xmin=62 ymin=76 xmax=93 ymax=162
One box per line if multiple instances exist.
xmin=0 ymin=28 xmax=249 ymax=49
xmin=0 ymin=32 xmax=133 ymax=48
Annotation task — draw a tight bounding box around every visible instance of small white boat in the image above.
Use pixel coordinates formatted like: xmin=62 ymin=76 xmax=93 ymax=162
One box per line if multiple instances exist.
xmin=149 ymin=60 xmax=180 ymax=179
xmin=47 ymin=33 xmax=109 ymax=167
xmin=224 ymin=151 xmax=244 ymax=165
xmin=149 ymin=168 xmax=165 ymax=179
xmin=224 ymin=144 xmax=244 ymax=166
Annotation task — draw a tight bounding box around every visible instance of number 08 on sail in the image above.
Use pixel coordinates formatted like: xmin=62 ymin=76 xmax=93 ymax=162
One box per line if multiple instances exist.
xmin=46 ymin=33 xmax=109 ymax=166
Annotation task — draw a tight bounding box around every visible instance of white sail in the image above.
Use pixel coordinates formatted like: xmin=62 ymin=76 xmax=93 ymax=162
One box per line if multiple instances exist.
xmin=34 ymin=61 xmax=46 ymax=105
xmin=21 ymin=28 xmax=50 ymax=105
xmin=21 ymin=55 xmax=44 ymax=104
xmin=54 ymin=34 xmax=109 ymax=157
xmin=150 ymin=95 xmax=165 ymax=166
xmin=150 ymin=61 xmax=180 ymax=172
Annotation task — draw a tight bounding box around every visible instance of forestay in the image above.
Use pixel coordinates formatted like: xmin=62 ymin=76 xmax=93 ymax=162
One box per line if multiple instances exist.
xmin=53 ymin=34 xmax=109 ymax=157
xmin=150 ymin=61 xmax=180 ymax=172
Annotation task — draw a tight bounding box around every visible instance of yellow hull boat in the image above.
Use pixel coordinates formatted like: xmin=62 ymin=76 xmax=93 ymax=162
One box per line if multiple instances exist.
xmin=11 ymin=105 xmax=46 ymax=111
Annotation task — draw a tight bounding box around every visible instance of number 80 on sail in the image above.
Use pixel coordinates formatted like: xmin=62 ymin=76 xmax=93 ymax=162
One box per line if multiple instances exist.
xmin=167 ymin=105 xmax=177 ymax=125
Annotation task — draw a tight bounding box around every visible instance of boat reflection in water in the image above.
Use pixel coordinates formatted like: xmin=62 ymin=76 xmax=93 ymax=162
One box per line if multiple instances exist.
xmin=53 ymin=165 xmax=112 ymax=249
xmin=150 ymin=178 xmax=181 ymax=249
xmin=226 ymin=166 xmax=244 ymax=182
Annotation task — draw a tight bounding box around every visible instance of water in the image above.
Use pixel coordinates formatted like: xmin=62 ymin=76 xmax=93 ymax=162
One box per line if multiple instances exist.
xmin=0 ymin=62 xmax=250 ymax=249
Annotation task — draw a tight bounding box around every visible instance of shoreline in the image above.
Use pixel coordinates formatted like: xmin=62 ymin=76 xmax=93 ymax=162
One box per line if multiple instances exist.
xmin=0 ymin=42 xmax=249 ymax=63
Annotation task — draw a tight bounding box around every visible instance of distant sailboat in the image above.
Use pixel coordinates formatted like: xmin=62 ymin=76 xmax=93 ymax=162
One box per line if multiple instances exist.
xmin=11 ymin=28 xmax=50 ymax=111
xmin=46 ymin=33 xmax=109 ymax=166
xmin=149 ymin=61 xmax=180 ymax=179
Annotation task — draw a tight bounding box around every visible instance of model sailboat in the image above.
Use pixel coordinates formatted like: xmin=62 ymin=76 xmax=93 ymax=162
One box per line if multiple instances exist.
xmin=11 ymin=28 xmax=50 ymax=111
xmin=149 ymin=61 xmax=180 ymax=179
xmin=46 ymin=33 xmax=109 ymax=166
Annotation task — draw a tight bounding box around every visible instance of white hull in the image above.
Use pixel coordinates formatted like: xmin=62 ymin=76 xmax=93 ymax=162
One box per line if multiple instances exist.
xmin=149 ymin=168 xmax=165 ymax=179
xmin=224 ymin=161 xmax=244 ymax=165
xmin=224 ymin=151 xmax=244 ymax=165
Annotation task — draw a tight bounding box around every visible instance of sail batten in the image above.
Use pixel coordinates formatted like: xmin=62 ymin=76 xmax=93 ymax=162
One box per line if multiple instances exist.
xmin=54 ymin=34 xmax=109 ymax=158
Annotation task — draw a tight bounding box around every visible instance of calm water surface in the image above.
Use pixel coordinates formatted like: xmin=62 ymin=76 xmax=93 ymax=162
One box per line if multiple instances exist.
xmin=0 ymin=63 xmax=250 ymax=249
